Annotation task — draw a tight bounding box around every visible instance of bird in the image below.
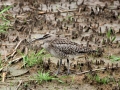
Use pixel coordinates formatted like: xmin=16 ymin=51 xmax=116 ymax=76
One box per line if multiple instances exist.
xmin=31 ymin=33 xmax=96 ymax=75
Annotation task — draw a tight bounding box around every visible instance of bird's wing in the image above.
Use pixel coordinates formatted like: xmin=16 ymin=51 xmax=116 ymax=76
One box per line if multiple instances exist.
xmin=51 ymin=38 xmax=91 ymax=55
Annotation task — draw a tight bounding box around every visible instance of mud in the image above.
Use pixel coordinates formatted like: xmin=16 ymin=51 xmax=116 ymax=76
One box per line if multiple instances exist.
xmin=0 ymin=0 xmax=120 ymax=90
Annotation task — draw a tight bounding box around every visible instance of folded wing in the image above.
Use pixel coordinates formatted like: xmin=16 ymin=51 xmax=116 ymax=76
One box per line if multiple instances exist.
xmin=51 ymin=38 xmax=95 ymax=55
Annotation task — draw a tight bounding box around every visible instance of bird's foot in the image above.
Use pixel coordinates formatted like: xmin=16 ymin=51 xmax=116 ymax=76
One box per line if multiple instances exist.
xmin=54 ymin=70 xmax=59 ymax=76
xmin=66 ymin=70 xmax=71 ymax=75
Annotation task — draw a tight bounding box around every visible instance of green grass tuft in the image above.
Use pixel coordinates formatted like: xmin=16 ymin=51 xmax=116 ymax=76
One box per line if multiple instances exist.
xmin=0 ymin=5 xmax=12 ymax=33
xmin=106 ymin=28 xmax=116 ymax=43
xmin=87 ymin=74 xmax=110 ymax=84
xmin=22 ymin=49 xmax=48 ymax=67
xmin=109 ymin=55 xmax=120 ymax=62
xmin=34 ymin=71 xmax=63 ymax=84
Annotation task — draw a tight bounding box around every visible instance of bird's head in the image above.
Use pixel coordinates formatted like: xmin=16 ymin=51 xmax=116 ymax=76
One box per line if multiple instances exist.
xmin=31 ymin=33 xmax=59 ymax=43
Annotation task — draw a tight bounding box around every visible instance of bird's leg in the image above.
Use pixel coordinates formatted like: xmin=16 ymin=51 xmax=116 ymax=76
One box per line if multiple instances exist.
xmin=85 ymin=54 xmax=92 ymax=70
xmin=67 ymin=59 xmax=70 ymax=75
xmin=85 ymin=54 xmax=89 ymax=62
xmin=55 ymin=59 xmax=62 ymax=75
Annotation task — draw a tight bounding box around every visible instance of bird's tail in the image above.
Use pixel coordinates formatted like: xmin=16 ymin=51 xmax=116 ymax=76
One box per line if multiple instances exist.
xmin=78 ymin=46 xmax=97 ymax=54
xmin=87 ymin=47 xmax=97 ymax=53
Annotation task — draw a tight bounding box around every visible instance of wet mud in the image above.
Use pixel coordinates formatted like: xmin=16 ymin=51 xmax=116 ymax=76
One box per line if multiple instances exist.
xmin=0 ymin=0 xmax=120 ymax=90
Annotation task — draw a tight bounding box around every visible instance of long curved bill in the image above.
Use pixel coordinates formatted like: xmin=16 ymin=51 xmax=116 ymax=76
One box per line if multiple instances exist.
xmin=31 ymin=34 xmax=51 ymax=43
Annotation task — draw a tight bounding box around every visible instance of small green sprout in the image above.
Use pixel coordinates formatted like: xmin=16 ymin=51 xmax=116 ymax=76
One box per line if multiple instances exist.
xmin=106 ymin=28 xmax=116 ymax=43
xmin=34 ymin=71 xmax=63 ymax=84
xmin=109 ymin=55 xmax=120 ymax=62
xmin=0 ymin=5 xmax=12 ymax=33
xmin=22 ymin=49 xmax=46 ymax=67
xmin=87 ymin=74 xmax=110 ymax=84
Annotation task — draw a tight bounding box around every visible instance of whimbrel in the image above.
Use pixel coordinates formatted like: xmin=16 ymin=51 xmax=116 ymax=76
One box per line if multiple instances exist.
xmin=32 ymin=34 xmax=96 ymax=75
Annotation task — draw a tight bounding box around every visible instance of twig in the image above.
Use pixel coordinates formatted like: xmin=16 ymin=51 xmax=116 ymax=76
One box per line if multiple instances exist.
xmin=0 ymin=67 xmax=3 ymax=72
xmin=38 ymin=11 xmax=46 ymax=15
xmin=76 ymin=66 xmax=120 ymax=75
xmin=2 ymin=72 xmax=7 ymax=82
xmin=8 ymin=57 xmax=23 ymax=64
xmin=38 ymin=9 xmax=76 ymax=15
xmin=8 ymin=47 xmax=28 ymax=64
xmin=10 ymin=39 xmax=24 ymax=58
xmin=57 ymin=8 xmax=76 ymax=13
xmin=16 ymin=80 xmax=22 ymax=90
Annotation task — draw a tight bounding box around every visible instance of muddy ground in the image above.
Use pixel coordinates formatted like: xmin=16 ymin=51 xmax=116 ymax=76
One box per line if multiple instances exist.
xmin=0 ymin=0 xmax=120 ymax=90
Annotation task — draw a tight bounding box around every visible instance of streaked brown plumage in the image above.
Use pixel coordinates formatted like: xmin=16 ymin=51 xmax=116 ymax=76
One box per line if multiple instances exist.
xmin=32 ymin=34 xmax=96 ymax=75
xmin=44 ymin=38 xmax=95 ymax=58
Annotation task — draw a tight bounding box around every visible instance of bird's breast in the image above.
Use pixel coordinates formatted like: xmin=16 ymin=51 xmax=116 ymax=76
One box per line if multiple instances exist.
xmin=47 ymin=46 xmax=68 ymax=59
xmin=41 ymin=42 xmax=59 ymax=58
xmin=41 ymin=42 xmax=50 ymax=50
